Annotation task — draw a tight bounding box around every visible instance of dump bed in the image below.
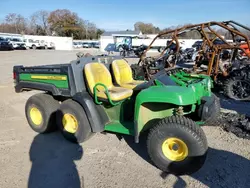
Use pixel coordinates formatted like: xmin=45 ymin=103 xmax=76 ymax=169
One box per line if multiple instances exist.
xmin=13 ymin=63 xmax=76 ymax=97
xmin=13 ymin=55 xmax=122 ymax=97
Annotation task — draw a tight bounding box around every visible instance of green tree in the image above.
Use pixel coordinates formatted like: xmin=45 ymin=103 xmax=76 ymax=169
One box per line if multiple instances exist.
xmin=134 ymin=22 xmax=160 ymax=34
xmin=48 ymin=9 xmax=82 ymax=37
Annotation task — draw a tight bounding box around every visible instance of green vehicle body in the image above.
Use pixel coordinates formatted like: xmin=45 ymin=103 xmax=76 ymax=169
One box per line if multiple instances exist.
xmin=13 ymin=56 xmax=215 ymax=142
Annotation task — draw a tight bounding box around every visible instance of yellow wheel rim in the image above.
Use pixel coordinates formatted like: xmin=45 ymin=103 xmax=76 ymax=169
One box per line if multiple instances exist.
xmin=62 ymin=113 xmax=78 ymax=134
xmin=162 ymin=137 xmax=188 ymax=161
xmin=30 ymin=107 xmax=43 ymax=126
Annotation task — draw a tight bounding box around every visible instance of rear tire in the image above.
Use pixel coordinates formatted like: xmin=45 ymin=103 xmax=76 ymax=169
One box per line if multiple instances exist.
xmin=25 ymin=93 xmax=59 ymax=133
xmin=32 ymin=45 xmax=36 ymax=50
xmin=202 ymin=93 xmax=221 ymax=126
xmin=56 ymin=99 xmax=93 ymax=143
xmin=147 ymin=116 xmax=208 ymax=175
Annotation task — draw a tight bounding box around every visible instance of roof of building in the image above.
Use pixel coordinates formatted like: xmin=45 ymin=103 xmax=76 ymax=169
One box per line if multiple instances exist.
xmin=102 ymin=30 xmax=141 ymax=36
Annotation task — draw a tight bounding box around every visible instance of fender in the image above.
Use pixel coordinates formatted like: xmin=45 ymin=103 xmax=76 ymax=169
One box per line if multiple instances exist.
xmin=72 ymin=92 xmax=109 ymax=132
xmin=133 ymin=85 xmax=196 ymax=143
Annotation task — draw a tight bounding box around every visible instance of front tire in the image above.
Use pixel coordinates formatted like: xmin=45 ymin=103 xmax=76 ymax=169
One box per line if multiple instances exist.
xmin=56 ymin=99 xmax=93 ymax=143
xmin=147 ymin=116 xmax=208 ymax=175
xmin=25 ymin=93 xmax=59 ymax=133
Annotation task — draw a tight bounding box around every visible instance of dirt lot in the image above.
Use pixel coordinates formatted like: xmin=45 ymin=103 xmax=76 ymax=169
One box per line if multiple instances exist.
xmin=0 ymin=50 xmax=250 ymax=188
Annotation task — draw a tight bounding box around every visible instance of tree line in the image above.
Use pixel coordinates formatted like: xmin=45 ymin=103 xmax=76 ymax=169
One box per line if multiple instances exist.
xmin=134 ymin=22 xmax=250 ymax=39
xmin=0 ymin=9 xmax=104 ymax=40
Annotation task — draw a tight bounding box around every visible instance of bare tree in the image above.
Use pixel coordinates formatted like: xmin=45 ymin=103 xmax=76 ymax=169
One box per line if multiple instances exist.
xmin=5 ymin=13 xmax=27 ymax=34
xmin=30 ymin=10 xmax=50 ymax=35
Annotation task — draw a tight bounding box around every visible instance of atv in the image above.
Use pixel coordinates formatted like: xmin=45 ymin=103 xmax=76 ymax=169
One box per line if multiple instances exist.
xmin=131 ymin=20 xmax=250 ymax=101
xmin=13 ymin=55 xmax=219 ymax=175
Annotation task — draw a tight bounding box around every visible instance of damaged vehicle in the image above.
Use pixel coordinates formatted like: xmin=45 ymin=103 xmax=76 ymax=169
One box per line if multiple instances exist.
xmin=131 ymin=20 xmax=250 ymax=101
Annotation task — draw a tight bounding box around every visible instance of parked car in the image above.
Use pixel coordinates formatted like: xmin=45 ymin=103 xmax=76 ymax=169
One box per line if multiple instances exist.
xmin=24 ymin=39 xmax=45 ymax=49
xmin=192 ymin=39 xmax=226 ymax=50
xmin=192 ymin=41 xmax=203 ymax=50
xmin=6 ymin=38 xmax=26 ymax=50
xmin=91 ymin=42 xmax=100 ymax=48
xmin=73 ymin=42 xmax=82 ymax=48
xmin=213 ymin=39 xmax=226 ymax=45
xmin=40 ymin=40 xmax=55 ymax=49
xmin=0 ymin=37 xmax=14 ymax=51
xmin=82 ymin=42 xmax=92 ymax=48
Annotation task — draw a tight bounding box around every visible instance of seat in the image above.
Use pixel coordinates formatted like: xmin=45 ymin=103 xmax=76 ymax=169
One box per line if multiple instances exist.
xmin=84 ymin=62 xmax=133 ymax=102
xmin=111 ymin=59 xmax=145 ymax=89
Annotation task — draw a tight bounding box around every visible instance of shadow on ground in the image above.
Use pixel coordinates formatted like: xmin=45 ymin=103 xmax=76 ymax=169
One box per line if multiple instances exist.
xmin=162 ymin=147 xmax=250 ymax=188
xmin=217 ymin=93 xmax=250 ymax=117
xmin=118 ymin=133 xmax=152 ymax=165
xmin=122 ymin=134 xmax=250 ymax=188
xmin=28 ymin=132 xmax=84 ymax=188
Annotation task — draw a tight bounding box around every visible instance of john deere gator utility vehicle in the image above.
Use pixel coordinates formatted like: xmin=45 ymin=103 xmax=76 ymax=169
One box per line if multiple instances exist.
xmin=13 ymin=55 xmax=220 ymax=175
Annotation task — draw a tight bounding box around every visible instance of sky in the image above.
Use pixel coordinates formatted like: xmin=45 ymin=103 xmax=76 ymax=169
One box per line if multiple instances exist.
xmin=0 ymin=0 xmax=249 ymax=31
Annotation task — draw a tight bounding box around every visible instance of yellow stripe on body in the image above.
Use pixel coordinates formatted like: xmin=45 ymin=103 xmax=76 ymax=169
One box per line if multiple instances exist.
xmin=31 ymin=75 xmax=67 ymax=80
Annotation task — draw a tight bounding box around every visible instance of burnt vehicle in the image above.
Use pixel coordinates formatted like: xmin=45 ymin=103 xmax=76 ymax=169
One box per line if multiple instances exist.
xmin=119 ymin=44 xmax=134 ymax=57
xmin=133 ymin=44 xmax=148 ymax=58
xmin=131 ymin=20 xmax=250 ymax=101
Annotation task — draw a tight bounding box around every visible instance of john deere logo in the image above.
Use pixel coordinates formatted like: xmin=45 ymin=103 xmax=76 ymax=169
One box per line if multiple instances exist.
xmin=31 ymin=75 xmax=67 ymax=80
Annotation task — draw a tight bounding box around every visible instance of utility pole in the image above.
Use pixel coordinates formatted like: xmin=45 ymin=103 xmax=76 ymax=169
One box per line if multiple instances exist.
xmin=85 ymin=20 xmax=89 ymax=39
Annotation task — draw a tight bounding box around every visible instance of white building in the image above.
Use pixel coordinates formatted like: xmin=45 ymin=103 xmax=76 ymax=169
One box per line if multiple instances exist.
xmin=0 ymin=32 xmax=73 ymax=50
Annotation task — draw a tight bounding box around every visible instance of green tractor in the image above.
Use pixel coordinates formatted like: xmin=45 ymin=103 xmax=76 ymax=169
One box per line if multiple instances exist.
xmin=13 ymin=56 xmax=220 ymax=175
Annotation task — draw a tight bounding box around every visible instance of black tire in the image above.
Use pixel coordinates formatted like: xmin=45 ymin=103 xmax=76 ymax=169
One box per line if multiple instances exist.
xmin=224 ymin=77 xmax=250 ymax=101
xmin=25 ymin=93 xmax=59 ymax=133
xmin=118 ymin=45 xmax=123 ymax=52
xmin=32 ymin=45 xmax=36 ymax=50
xmin=203 ymin=93 xmax=221 ymax=126
xmin=158 ymin=47 xmax=164 ymax=53
xmin=44 ymin=45 xmax=48 ymax=50
xmin=147 ymin=116 xmax=208 ymax=175
xmin=56 ymin=99 xmax=93 ymax=143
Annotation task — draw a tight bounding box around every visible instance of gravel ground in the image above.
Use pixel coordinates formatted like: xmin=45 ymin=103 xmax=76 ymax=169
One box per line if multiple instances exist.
xmin=0 ymin=49 xmax=250 ymax=188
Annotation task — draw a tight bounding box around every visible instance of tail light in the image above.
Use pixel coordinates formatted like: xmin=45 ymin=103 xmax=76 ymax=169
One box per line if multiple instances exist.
xmin=13 ymin=72 xmax=17 ymax=80
xmin=13 ymin=72 xmax=17 ymax=85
